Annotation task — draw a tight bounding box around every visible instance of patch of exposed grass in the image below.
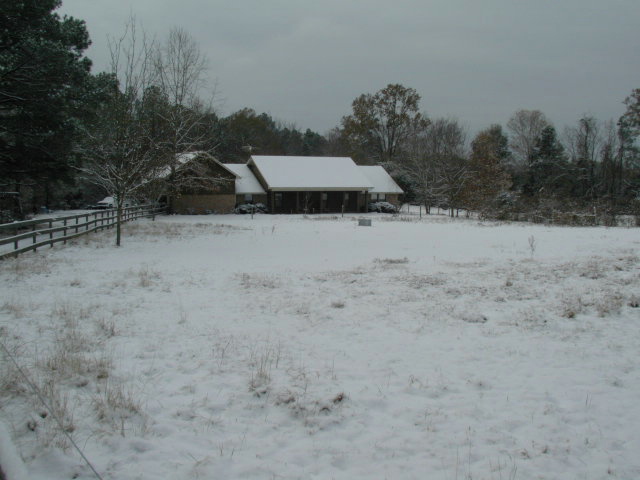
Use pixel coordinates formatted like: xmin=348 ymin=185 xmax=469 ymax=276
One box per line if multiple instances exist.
xmin=238 ymin=272 xmax=280 ymax=289
xmin=92 ymin=378 xmax=147 ymax=436
xmin=374 ymin=257 xmax=409 ymax=265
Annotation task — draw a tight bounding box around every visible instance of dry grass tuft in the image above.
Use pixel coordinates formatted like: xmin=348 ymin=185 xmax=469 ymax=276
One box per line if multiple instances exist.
xmin=248 ymin=343 xmax=282 ymax=396
xmin=239 ymin=272 xmax=280 ymax=289
xmin=95 ymin=316 xmax=117 ymax=338
xmin=5 ymin=254 xmax=54 ymax=278
xmin=123 ymin=221 xmax=250 ymax=240
xmin=92 ymin=378 xmax=147 ymax=436
xmin=0 ymin=340 xmax=28 ymax=395
xmin=595 ymin=291 xmax=625 ymax=317
xmin=374 ymin=257 xmax=409 ymax=265
xmin=136 ymin=264 xmax=160 ymax=288
xmin=2 ymin=298 xmax=27 ymax=318
xmin=558 ymin=295 xmax=585 ymax=319
xmin=34 ymin=379 xmax=76 ymax=451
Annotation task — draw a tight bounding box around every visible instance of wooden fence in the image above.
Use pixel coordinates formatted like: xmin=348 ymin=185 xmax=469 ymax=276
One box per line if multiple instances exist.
xmin=0 ymin=205 xmax=164 ymax=260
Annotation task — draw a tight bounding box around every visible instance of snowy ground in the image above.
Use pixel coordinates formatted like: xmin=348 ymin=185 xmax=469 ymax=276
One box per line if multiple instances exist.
xmin=1 ymin=213 xmax=639 ymax=479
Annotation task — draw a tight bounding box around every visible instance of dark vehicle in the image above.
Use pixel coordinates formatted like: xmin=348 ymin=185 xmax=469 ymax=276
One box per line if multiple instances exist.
xmin=368 ymin=201 xmax=399 ymax=213
xmin=234 ymin=203 xmax=268 ymax=214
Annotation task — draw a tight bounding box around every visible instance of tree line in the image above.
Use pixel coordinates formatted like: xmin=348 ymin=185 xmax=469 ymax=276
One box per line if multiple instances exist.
xmin=1 ymin=2 xmax=638 ymax=226
xmin=336 ymin=84 xmax=640 ymax=221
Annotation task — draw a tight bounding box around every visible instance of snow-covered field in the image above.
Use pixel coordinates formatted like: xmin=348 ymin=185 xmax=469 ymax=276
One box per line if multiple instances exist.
xmin=1 ymin=213 xmax=639 ymax=479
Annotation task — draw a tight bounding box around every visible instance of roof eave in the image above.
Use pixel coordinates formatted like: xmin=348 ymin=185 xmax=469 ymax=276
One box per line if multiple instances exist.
xmin=269 ymin=187 xmax=372 ymax=192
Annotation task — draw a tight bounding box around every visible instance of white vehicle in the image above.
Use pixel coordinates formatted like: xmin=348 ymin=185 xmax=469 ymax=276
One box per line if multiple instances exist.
xmin=95 ymin=196 xmax=136 ymax=209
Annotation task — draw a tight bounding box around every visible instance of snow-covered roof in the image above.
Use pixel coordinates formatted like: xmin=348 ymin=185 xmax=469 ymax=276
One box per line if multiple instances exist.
xmin=248 ymin=156 xmax=372 ymax=191
xmin=162 ymin=151 xmax=238 ymax=178
xmin=225 ymin=164 xmax=266 ymax=195
xmin=359 ymin=166 xmax=404 ymax=194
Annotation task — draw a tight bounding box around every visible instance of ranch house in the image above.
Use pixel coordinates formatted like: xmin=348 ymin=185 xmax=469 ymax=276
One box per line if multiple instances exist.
xmin=171 ymin=154 xmax=403 ymax=214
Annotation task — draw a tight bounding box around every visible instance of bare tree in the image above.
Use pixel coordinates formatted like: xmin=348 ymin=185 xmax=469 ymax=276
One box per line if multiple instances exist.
xmin=399 ymin=118 xmax=468 ymax=214
xmin=599 ymin=120 xmax=629 ymax=199
xmin=153 ymin=27 xmax=217 ymax=211
xmin=507 ymin=109 xmax=550 ymax=167
xmin=563 ymin=116 xmax=602 ymax=164
xmin=402 ymin=127 xmax=437 ymax=209
xmin=79 ymin=20 xmax=167 ymax=246
xmin=563 ymin=116 xmax=603 ymax=201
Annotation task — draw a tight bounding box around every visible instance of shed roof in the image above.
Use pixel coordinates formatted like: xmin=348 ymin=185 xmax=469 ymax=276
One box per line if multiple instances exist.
xmin=225 ymin=164 xmax=266 ymax=194
xmin=359 ymin=166 xmax=404 ymax=194
xmin=248 ymin=156 xmax=372 ymax=191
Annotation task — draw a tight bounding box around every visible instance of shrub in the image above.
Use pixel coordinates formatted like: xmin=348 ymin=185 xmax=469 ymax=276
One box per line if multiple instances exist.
xmin=368 ymin=201 xmax=399 ymax=213
xmin=234 ymin=203 xmax=268 ymax=214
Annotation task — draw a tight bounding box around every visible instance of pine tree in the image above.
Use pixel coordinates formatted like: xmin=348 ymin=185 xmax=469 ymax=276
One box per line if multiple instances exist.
xmin=526 ymin=125 xmax=569 ymax=197
xmin=463 ymin=125 xmax=512 ymax=215
xmin=0 ymin=0 xmax=93 ymax=217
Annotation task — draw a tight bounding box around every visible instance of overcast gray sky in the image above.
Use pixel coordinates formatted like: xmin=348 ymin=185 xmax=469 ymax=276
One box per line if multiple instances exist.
xmin=59 ymin=0 xmax=639 ymax=136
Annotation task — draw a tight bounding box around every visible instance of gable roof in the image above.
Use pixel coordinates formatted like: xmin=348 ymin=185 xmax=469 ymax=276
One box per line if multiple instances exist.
xmin=166 ymin=151 xmax=238 ymax=179
xmin=247 ymin=155 xmax=372 ymax=191
xmin=225 ymin=164 xmax=266 ymax=195
xmin=359 ymin=166 xmax=404 ymax=194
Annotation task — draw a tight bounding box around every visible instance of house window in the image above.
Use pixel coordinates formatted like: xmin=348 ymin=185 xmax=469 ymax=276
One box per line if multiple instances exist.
xmin=244 ymin=194 xmax=253 ymax=202
xmin=321 ymin=193 xmax=328 ymax=201
xmin=378 ymin=193 xmax=386 ymax=201
xmin=275 ymin=193 xmax=283 ymax=208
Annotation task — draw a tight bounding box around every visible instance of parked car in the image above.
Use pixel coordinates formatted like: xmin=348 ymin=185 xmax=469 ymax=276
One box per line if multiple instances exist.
xmin=368 ymin=201 xmax=399 ymax=213
xmin=90 ymin=196 xmax=136 ymax=209
xmin=234 ymin=203 xmax=268 ymax=214
xmin=94 ymin=196 xmax=115 ymax=209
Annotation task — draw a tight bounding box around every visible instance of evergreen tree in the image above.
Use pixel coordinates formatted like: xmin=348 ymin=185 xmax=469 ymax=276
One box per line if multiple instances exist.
xmin=526 ymin=125 xmax=569 ymax=197
xmin=617 ymin=89 xmax=640 ymax=201
xmin=214 ymin=109 xmax=326 ymax=162
xmin=462 ymin=125 xmax=512 ymax=215
xmin=0 ymin=0 xmax=93 ymax=217
xmin=619 ymin=88 xmax=640 ymax=139
xmin=301 ymin=129 xmax=327 ymax=156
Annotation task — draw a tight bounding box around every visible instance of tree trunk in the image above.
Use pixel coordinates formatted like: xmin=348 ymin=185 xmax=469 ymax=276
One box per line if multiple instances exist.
xmin=13 ymin=183 xmax=24 ymax=220
xmin=116 ymin=201 xmax=123 ymax=246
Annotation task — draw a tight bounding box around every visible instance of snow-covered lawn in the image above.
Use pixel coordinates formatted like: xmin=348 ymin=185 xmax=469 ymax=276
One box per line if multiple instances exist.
xmin=1 ymin=213 xmax=639 ymax=479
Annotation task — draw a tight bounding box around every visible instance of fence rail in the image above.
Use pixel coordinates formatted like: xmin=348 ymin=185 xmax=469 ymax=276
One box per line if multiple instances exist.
xmin=0 ymin=205 xmax=164 ymax=260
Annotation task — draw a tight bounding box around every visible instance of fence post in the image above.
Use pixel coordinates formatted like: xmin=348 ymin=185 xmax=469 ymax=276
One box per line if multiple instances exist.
xmin=0 ymin=205 xmax=162 ymax=260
